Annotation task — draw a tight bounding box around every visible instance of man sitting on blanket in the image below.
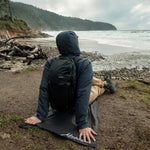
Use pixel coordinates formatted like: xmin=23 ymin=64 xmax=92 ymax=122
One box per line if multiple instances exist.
xmin=25 ymin=31 xmax=118 ymax=143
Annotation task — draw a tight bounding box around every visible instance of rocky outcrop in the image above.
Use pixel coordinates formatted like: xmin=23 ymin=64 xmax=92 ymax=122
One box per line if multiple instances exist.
xmin=0 ymin=19 xmax=50 ymax=39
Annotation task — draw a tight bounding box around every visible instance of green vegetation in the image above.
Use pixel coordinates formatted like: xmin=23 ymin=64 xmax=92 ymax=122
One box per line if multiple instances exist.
xmin=0 ymin=113 xmax=24 ymax=124
xmin=119 ymin=94 xmax=127 ymax=99
xmin=10 ymin=1 xmax=117 ymax=31
xmin=55 ymin=146 xmax=69 ymax=150
xmin=123 ymin=79 xmax=150 ymax=93
xmin=141 ymin=94 xmax=150 ymax=108
xmin=28 ymin=127 xmax=53 ymax=140
xmin=11 ymin=132 xmax=22 ymax=142
xmin=95 ymin=145 xmax=106 ymax=150
xmin=66 ymin=141 xmax=77 ymax=150
xmin=0 ymin=19 xmax=30 ymax=30
xmin=135 ymin=127 xmax=150 ymax=150
xmin=123 ymin=79 xmax=150 ymax=92
xmin=24 ymin=66 xmax=38 ymax=72
xmin=123 ymin=79 xmax=150 ymax=107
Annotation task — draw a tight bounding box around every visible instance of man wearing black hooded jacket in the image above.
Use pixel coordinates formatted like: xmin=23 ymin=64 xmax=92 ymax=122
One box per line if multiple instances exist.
xmin=25 ymin=31 xmax=117 ymax=143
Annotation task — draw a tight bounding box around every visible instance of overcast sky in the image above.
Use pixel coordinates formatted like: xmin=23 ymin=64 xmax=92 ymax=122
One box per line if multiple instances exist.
xmin=11 ymin=0 xmax=150 ymax=30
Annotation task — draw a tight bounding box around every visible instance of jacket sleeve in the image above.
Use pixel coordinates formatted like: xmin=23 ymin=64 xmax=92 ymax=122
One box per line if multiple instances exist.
xmin=36 ymin=58 xmax=53 ymax=121
xmin=75 ymin=59 xmax=93 ymax=129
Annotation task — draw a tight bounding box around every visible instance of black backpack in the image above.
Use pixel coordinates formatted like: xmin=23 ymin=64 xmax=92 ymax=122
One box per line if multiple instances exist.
xmin=48 ymin=56 xmax=80 ymax=111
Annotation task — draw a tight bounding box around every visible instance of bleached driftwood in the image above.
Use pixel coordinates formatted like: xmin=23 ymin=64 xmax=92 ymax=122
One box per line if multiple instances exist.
xmin=0 ymin=36 xmax=47 ymax=69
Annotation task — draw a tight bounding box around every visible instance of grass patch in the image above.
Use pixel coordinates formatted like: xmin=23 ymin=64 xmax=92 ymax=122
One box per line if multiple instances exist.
xmin=135 ymin=126 xmax=150 ymax=150
xmin=141 ymin=94 xmax=150 ymax=108
xmin=0 ymin=19 xmax=30 ymax=30
xmin=24 ymin=66 xmax=38 ymax=72
xmin=9 ymin=114 xmax=24 ymax=121
xmin=0 ymin=113 xmax=9 ymax=124
xmin=11 ymin=132 xmax=21 ymax=142
xmin=123 ymin=79 xmax=143 ymax=89
xmin=122 ymin=79 xmax=150 ymax=107
xmin=0 ymin=113 xmax=24 ymax=124
xmin=66 ymin=141 xmax=77 ymax=150
xmin=119 ymin=94 xmax=127 ymax=99
xmin=28 ymin=127 xmax=53 ymax=139
xmin=123 ymin=79 xmax=150 ymax=94
xmin=55 ymin=146 xmax=69 ymax=150
xmin=95 ymin=145 xmax=106 ymax=150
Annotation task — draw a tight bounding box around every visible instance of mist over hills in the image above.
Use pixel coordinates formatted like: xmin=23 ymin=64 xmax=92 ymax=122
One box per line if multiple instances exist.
xmin=10 ymin=1 xmax=117 ymax=31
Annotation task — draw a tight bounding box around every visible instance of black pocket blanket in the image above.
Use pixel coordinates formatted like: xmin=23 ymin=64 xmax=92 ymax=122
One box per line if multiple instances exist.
xmin=37 ymin=100 xmax=98 ymax=148
xmin=19 ymin=100 xmax=98 ymax=148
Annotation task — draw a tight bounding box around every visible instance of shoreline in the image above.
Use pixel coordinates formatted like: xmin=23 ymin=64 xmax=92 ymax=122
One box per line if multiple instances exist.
xmin=79 ymin=39 xmax=149 ymax=55
xmin=0 ymin=38 xmax=150 ymax=80
xmin=18 ymin=37 xmax=150 ymax=55
xmin=92 ymin=51 xmax=150 ymax=71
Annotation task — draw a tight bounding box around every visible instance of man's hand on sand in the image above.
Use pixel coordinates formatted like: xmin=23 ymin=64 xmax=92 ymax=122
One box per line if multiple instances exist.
xmin=25 ymin=116 xmax=41 ymax=124
xmin=79 ymin=128 xmax=97 ymax=143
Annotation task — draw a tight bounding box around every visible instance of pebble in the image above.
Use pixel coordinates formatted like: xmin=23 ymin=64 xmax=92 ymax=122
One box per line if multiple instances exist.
xmin=0 ymin=132 xmax=11 ymax=139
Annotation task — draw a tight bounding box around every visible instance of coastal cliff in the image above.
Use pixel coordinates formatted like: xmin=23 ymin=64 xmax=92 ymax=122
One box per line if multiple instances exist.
xmin=0 ymin=19 xmax=50 ymax=39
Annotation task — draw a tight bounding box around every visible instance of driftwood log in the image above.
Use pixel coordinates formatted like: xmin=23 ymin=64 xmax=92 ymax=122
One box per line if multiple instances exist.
xmin=0 ymin=36 xmax=47 ymax=65
xmin=137 ymin=79 xmax=150 ymax=85
xmin=0 ymin=36 xmax=31 ymax=47
xmin=0 ymin=53 xmax=11 ymax=60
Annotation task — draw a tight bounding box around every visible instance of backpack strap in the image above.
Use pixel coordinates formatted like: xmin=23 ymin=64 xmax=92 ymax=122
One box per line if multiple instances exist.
xmin=73 ymin=56 xmax=81 ymax=63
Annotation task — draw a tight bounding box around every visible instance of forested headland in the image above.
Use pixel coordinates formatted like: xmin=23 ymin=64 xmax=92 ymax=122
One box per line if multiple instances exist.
xmin=10 ymin=1 xmax=117 ymax=31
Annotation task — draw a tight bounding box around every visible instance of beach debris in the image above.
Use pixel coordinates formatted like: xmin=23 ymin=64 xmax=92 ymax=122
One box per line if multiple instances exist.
xmin=0 ymin=36 xmax=47 ymax=70
xmin=94 ymin=67 xmax=150 ymax=81
xmin=137 ymin=79 xmax=150 ymax=85
xmin=81 ymin=51 xmax=105 ymax=61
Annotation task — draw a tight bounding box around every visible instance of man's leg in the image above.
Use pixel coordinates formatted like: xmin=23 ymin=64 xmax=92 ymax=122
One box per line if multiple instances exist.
xmin=89 ymin=75 xmax=118 ymax=104
xmin=89 ymin=77 xmax=106 ymax=104
xmin=92 ymin=77 xmax=104 ymax=87
xmin=89 ymin=85 xmax=105 ymax=104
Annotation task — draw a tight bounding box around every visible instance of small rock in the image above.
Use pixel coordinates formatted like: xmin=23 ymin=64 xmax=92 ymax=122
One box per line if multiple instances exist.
xmin=0 ymin=133 xmax=11 ymax=139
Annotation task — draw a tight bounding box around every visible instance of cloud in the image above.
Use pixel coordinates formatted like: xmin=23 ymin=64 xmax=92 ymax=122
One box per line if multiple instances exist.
xmin=11 ymin=0 xmax=94 ymax=18
xmin=130 ymin=2 xmax=150 ymax=29
xmin=131 ymin=3 xmax=150 ymax=14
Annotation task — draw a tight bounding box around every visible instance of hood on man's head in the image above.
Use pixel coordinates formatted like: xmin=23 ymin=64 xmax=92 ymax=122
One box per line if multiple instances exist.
xmin=56 ymin=31 xmax=81 ymax=56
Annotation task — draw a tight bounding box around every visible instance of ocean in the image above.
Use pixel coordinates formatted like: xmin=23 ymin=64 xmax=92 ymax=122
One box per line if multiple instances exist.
xmin=43 ymin=30 xmax=150 ymax=55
